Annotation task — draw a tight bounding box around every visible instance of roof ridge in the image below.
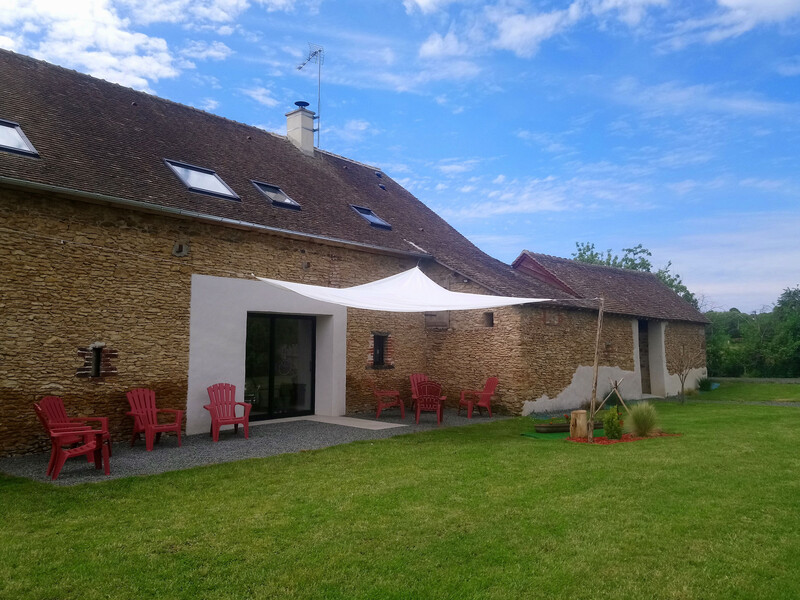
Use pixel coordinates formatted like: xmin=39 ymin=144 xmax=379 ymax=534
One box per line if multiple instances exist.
xmin=525 ymin=250 xmax=661 ymax=278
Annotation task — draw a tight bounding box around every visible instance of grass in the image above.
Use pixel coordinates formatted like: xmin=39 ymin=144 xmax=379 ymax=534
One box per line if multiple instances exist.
xmin=1 ymin=399 xmax=799 ymax=599
xmin=703 ymin=381 xmax=800 ymax=402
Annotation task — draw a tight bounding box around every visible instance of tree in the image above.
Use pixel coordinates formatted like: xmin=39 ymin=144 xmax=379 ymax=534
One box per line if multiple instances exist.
xmin=704 ymin=286 xmax=800 ymax=378
xmin=572 ymin=242 xmax=699 ymax=309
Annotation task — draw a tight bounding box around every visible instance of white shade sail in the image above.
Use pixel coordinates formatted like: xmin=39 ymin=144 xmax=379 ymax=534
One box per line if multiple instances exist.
xmin=256 ymin=267 xmax=551 ymax=312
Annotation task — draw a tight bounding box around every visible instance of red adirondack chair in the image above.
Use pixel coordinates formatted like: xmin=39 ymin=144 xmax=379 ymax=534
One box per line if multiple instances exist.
xmin=205 ymin=383 xmax=251 ymax=442
xmin=126 ymin=388 xmax=183 ymax=451
xmin=36 ymin=396 xmax=112 ymax=456
xmin=409 ymin=373 xmax=429 ymax=412
xmin=415 ymin=380 xmax=446 ymax=425
xmin=458 ymin=377 xmax=499 ymax=419
xmin=34 ymin=403 xmax=110 ymax=480
xmin=372 ymin=381 xmax=404 ymax=419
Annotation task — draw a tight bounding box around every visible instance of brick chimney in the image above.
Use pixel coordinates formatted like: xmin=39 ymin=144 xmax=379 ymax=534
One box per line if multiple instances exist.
xmin=286 ymin=101 xmax=315 ymax=156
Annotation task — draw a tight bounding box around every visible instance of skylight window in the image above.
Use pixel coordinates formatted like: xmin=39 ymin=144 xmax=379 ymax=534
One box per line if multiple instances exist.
xmin=0 ymin=119 xmax=38 ymax=157
xmin=351 ymin=205 xmax=392 ymax=230
xmin=252 ymin=181 xmax=301 ymax=210
xmin=164 ymin=159 xmax=239 ymax=200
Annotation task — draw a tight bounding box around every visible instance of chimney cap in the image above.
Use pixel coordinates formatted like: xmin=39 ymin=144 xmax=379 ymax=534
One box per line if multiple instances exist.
xmin=294 ymin=101 xmax=310 ymax=108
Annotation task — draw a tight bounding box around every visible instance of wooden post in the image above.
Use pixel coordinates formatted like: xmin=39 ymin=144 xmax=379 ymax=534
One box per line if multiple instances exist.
xmin=570 ymin=410 xmax=588 ymax=438
xmin=588 ymin=297 xmax=605 ymax=443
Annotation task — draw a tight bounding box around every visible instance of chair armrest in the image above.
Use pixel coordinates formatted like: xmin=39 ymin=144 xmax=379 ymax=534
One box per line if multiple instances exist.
xmin=51 ymin=428 xmax=101 ymax=441
xmin=374 ymin=389 xmax=400 ymax=397
xmin=72 ymin=416 xmax=109 ymax=431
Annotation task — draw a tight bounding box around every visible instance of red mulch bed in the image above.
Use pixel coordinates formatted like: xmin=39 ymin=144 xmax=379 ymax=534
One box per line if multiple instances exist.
xmin=567 ymin=432 xmax=681 ymax=444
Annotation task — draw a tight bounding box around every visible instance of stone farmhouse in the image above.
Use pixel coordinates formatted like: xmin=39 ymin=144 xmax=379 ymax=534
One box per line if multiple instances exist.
xmin=0 ymin=50 xmax=707 ymax=455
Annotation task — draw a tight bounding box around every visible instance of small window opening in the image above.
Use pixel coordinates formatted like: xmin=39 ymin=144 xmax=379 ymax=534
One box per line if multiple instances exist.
xmin=351 ymin=205 xmax=392 ymax=230
xmin=373 ymin=334 xmax=387 ymax=367
xmin=0 ymin=119 xmax=39 ymax=157
xmin=252 ymin=181 xmax=301 ymax=210
xmin=164 ymin=159 xmax=239 ymax=200
xmin=483 ymin=312 xmax=494 ymax=327
xmin=91 ymin=346 xmax=103 ymax=377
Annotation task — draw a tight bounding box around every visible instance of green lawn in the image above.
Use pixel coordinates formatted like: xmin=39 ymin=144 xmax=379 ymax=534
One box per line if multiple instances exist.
xmin=702 ymin=381 xmax=800 ymax=402
xmin=2 ymin=400 xmax=799 ymax=599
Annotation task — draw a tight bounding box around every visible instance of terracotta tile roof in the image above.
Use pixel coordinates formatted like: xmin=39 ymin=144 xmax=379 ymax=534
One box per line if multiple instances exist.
xmin=0 ymin=49 xmax=567 ymax=299
xmin=514 ymin=251 xmax=709 ymax=323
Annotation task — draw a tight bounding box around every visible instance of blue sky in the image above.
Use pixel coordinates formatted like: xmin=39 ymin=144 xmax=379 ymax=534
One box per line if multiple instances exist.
xmin=2 ymin=0 xmax=799 ymax=312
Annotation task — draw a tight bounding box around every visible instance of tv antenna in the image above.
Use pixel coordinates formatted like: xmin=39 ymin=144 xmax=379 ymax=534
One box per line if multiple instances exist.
xmin=297 ymin=43 xmax=324 ymax=147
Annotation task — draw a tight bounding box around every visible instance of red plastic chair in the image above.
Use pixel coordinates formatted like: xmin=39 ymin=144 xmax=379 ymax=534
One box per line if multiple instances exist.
xmin=126 ymin=388 xmax=183 ymax=451
xmin=36 ymin=396 xmax=112 ymax=457
xmin=34 ymin=404 xmax=110 ymax=480
xmin=372 ymin=381 xmax=404 ymax=419
xmin=458 ymin=377 xmax=499 ymax=419
xmin=205 ymin=383 xmax=251 ymax=442
xmin=415 ymin=380 xmax=446 ymax=425
xmin=409 ymin=373 xmax=429 ymax=412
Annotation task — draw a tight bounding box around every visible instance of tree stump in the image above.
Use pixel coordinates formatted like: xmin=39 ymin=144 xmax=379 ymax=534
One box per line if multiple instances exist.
xmin=570 ymin=410 xmax=588 ymax=439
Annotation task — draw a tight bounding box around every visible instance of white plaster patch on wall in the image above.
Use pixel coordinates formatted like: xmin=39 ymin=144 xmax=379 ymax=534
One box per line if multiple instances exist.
xmin=665 ymin=367 xmax=708 ymax=397
xmin=521 ymin=365 xmax=638 ymax=415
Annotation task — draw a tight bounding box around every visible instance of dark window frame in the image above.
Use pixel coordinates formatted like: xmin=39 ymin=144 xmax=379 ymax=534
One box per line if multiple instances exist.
xmin=350 ymin=204 xmax=392 ymax=230
xmin=164 ymin=158 xmax=240 ymax=201
xmin=372 ymin=333 xmax=388 ymax=367
xmin=252 ymin=180 xmax=302 ymax=210
xmin=0 ymin=118 xmax=39 ymax=158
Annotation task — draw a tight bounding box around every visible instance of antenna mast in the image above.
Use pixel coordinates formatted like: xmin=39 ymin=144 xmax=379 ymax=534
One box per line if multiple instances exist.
xmin=297 ymin=43 xmax=324 ymax=147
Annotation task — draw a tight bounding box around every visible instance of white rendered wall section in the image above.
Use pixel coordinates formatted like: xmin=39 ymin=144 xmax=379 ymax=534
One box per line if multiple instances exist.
xmin=186 ymin=274 xmax=347 ymax=435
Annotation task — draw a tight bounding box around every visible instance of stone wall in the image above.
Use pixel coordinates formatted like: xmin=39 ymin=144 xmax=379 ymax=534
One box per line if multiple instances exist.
xmin=665 ymin=321 xmax=707 ymax=373
xmin=518 ymin=308 xmax=637 ymax=413
xmin=0 ymin=188 xmax=424 ymax=455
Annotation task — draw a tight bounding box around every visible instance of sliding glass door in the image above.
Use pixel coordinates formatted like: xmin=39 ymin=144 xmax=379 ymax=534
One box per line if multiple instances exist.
xmin=245 ymin=314 xmax=315 ymax=420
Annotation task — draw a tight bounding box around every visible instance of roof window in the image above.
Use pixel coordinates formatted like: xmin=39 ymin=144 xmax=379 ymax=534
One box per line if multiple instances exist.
xmin=252 ymin=181 xmax=301 ymax=210
xmin=164 ymin=159 xmax=239 ymax=200
xmin=0 ymin=119 xmax=38 ymax=157
xmin=351 ymin=205 xmax=392 ymax=230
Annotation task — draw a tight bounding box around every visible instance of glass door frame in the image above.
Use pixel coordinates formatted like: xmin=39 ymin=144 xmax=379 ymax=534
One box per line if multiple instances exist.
xmin=245 ymin=313 xmax=316 ymax=421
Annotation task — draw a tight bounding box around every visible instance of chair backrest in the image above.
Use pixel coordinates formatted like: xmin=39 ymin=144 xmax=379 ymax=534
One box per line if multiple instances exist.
xmin=38 ymin=396 xmax=70 ymax=426
xmin=207 ymin=383 xmax=238 ymax=419
xmin=33 ymin=402 xmax=51 ymax=433
xmin=416 ymin=380 xmax=442 ymax=411
xmin=481 ymin=377 xmax=499 ymax=399
xmin=126 ymin=388 xmax=158 ymax=426
xmin=409 ymin=373 xmax=429 ymax=397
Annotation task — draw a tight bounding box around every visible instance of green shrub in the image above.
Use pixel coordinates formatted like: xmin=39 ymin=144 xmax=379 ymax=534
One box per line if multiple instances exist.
xmin=602 ymin=406 xmax=623 ymax=440
xmin=629 ymin=402 xmax=659 ymax=437
xmin=697 ymin=377 xmax=712 ymax=392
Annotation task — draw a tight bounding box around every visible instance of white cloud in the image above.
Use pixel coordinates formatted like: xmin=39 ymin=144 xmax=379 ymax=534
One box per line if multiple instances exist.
xmin=776 ymin=55 xmax=800 ymax=76
xmin=0 ymin=0 xmax=179 ymax=91
xmin=486 ymin=2 xmax=583 ymax=57
xmin=180 ymin=40 xmax=233 ymax=60
xmin=419 ymin=30 xmax=469 ymax=58
xmin=240 ymin=86 xmax=279 ymax=107
xmin=439 ymin=173 xmax=654 ymax=221
xmin=436 ymin=158 xmax=481 ymax=175
xmin=665 ymin=0 xmax=800 ymax=48
xmin=613 ymin=77 xmax=797 ymax=117
xmin=0 ymin=33 xmax=19 ymax=51
xmin=199 ymin=97 xmax=220 ymax=111
xmin=402 ymin=0 xmax=456 ymax=14
xmin=588 ymin=0 xmax=668 ymax=26
xmin=327 ymin=119 xmax=375 ymax=143
xmin=657 ymin=211 xmax=800 ymax=312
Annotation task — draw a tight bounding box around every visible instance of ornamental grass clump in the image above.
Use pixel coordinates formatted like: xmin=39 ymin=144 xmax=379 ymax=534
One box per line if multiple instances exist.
xmin=602 ymin=406 xmax=623 ymax=440
xmin=629 ymin=402 xmax=659 ymax=437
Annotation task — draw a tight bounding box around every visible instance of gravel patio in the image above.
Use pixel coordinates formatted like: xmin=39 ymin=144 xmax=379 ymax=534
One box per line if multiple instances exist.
xmin=0 ymin=409 xmax=506 ymax=486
